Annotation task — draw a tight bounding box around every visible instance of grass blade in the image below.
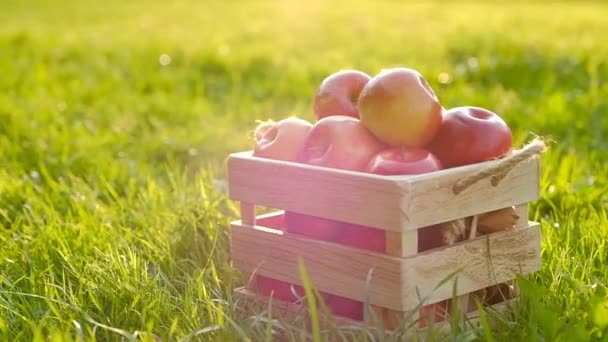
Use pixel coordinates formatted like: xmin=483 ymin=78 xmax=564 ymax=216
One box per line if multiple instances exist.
xmin=297 ymin=258 xmax=321 ymax=342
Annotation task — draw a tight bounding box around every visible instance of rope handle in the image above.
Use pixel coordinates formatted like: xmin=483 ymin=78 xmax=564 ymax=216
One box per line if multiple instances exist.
xmin=443 ymin=138 xmax=548 ymax=312
xmin=452 ymin=139 xmax=546 ymax=195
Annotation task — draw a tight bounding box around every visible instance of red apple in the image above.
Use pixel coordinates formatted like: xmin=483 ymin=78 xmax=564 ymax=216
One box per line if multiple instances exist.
xmin=284 ymin=211 xmax=343 ymax=242
xmin=363 ymin=146 xmax=444 ymax=254
xmin=297 ymin=115 xmax=385 ymax=172
xmin=253 ymin=116 xmax=313 ymax=162
xmin=339 ymin=225 xmax=385 ymax=253
xmin=366 ymin=146 xmax=443 ymax=175
xmin=326 ymin=294 xmax=364 ymax=321
xmin=255 ymin=275 xmax=305 ymax=304
xmin=427 ymin=106 xmax=512 ymax=168
xmin=340 ymin=223 xmax=444 ymax=254
xmin=358 ymin=68 xmax=443 ymax=147
xmin=314 ymin=70 xmax=371 ymax=121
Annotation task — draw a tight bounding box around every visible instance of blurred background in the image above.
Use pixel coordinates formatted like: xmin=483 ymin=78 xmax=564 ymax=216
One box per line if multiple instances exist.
xmin=2 ymin=1 xmax=607 ymax=175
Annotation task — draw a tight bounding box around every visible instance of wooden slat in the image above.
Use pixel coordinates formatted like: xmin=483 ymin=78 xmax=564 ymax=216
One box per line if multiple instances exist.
xmin=385 ymin=230 xmax=418 ymax=257
xmin=231 ymin=220 xmax=541 ymax=311
xmin=400 ymin=157 xmax=540 ymax=230
xmin=374 ymin=229 xmax=419 ymax=329
xmin=240 ymin=202 xmax=256 ymax=226
xmin=228 ymin=151 xmax=403 ymax=231
xmin=515 ymin=203 xmax=529 ymax=228
xmin=401 ymin=222 xmax=541 ymax=309
xmin=231 ymin=222 xmax=407 ymax=311
xmin=228 ymin=151 xmax=540 ymax=232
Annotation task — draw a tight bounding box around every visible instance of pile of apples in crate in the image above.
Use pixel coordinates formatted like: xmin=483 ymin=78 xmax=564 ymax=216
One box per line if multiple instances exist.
xmin=249 ymin=67 xmax=518 ymax=321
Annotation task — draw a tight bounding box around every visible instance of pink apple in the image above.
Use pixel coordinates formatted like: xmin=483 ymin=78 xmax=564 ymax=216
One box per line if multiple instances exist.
xmin=339 ymin=223 xmax=444 ymax=254
xmin=296 ymin=115 xmax=385 ymax=172
xmin=427 ymin=106 xmax=512 ymax=168
xmin=284 ymin=211 xmax=343 ymax=243
xmin=358 ymin=68 xmax=443 ymax=147
xmin=253 ymin=116 xmax=313 ymax=162
xmin=314 ymin=70 xmax=371 ymax=121
xmin=366 ymin=146 xmax=443 ymax=175
xmin=326 ymin=294 xmax=364 ymax=321
xmin=339 ymin=225 xmax=385 ymax=253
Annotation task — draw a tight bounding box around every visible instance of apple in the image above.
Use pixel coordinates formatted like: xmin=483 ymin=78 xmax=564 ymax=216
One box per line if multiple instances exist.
xmin=358 ymin=68 xmax=443 ymax=147
xmin=284 ymin=211 xmax=343 ymax=242
xmin=427 ymin=106 xmax=512 ymax=168
xmin=254 ymin=275 xmax=305 ymax=304
xmin=253 ymin=116 xmax=313 ymax=162
xmin=417 ymin=224 xmax=446 ymax=252
xmin=341 ymin=223 xmax=444 ymax=254
xmin=326 ymin=294 xmax=364 ymax=321
xmin=339 ymin=224 xmax=385 ymax=253
xmin=289 ymin=116 xmax=385 ymax=306
xmin=363 ymin=146 xmax=444 ymax=253
xmin=297 ymin=115 xmax=385 ymax=172
xmin=366 ymin=146 xmax=443 ymax=175
xmin=477 ymin=206 xmax=519 ymax=234
xmin=313 ymin=70 xmax=371 ymax=121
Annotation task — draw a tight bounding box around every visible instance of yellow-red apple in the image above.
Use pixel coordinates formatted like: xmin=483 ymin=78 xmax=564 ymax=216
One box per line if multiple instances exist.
xmin=358 ymin=68 xmax=443 ymax=147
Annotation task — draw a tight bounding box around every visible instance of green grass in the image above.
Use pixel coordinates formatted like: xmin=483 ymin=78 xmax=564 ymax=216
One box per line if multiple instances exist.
xmin=1 ymin=0 xmax=608 ymax=340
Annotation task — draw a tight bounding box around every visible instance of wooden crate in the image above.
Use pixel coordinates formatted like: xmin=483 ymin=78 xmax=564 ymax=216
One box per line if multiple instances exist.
xmin=227 ymin=147 xmax=542 ymax=334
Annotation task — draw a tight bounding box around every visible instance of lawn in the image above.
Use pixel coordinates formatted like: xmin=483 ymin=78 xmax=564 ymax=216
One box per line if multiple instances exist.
xmin=1 ymin=0 xmax=607 ymax=340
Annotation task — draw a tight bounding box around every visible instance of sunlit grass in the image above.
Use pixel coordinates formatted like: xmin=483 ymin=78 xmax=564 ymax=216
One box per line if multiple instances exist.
xmin=1 ymin=0 xmax=607 ymax=340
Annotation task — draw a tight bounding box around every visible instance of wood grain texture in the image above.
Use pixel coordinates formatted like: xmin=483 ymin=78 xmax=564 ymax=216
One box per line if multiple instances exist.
xmin=401 ymin=221 xmax=541 ymax=309
xmin=399 ymin=157 xmax=540 ymax=230
xmin=231 ymin=221 xmax=407 ymax=311
xmin=515 ymin=203 xmax=529 ymax=228
xmin=231 ymin=219 xmax=541 ymax=311
xmin=227 ymin=151 xmax=540 ymax=232
xmin=385 ymin=230 xmax=418 ymax=257
xmin=374 ymin=229 xmax=419 ymax=328
xmin=228 ymin=151 xmax=404 ymax=231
